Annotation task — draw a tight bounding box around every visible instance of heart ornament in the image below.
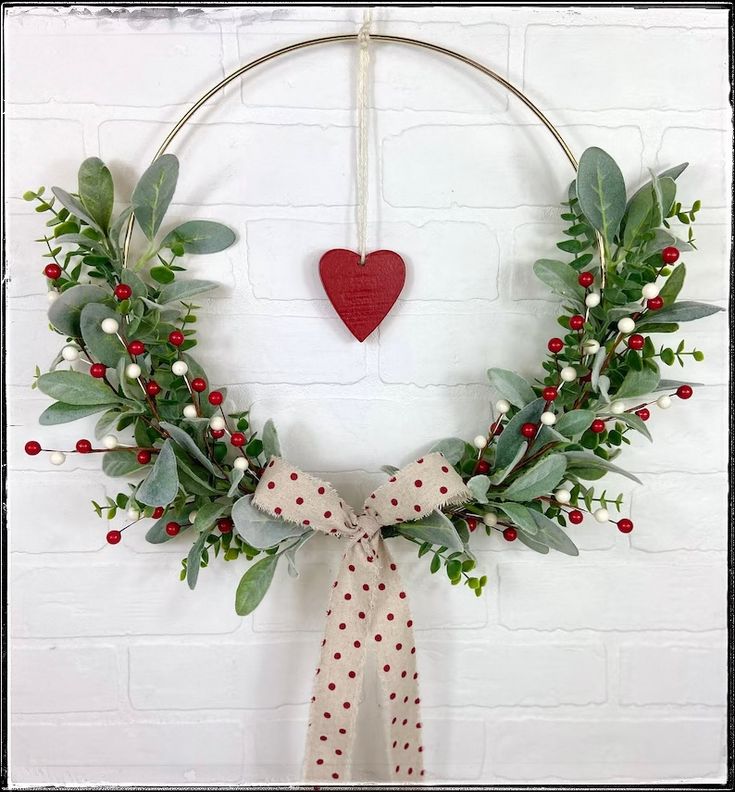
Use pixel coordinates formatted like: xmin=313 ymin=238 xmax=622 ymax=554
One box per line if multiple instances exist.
xmin=319 ymin=248 xmax=406 ymax=342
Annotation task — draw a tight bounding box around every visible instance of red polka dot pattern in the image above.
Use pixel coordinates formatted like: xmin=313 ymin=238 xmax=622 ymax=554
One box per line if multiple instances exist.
xmin=251 ymin=452 xmax=470 ymax=782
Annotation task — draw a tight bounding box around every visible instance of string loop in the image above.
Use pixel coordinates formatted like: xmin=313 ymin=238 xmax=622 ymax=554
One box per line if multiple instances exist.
xmin=356 ymin=11 xmax=372 ymax=265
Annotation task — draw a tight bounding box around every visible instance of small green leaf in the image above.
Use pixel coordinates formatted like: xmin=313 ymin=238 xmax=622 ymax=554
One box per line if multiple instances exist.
xmin=102 ymin=450 xmax=142 ymax=477
xmin=496 ymin=502 xmax=539 ymax=535
xmin=47 ymin=284 xmax=108 ymax=337
xmin=186 ymin=528 xmax=210 ymax=590
xmin=398 ymin=510 xmax=463 ymax=552
xmin=529 ymin=510 xmax=579 ymax=556
xmin=564 ymin=450 xmax=642 ymax=484
xmin=533 ymin=259 xmax=585 ymax=301
xmin=132 ymin=154 xmax=179 ymax=240
xmin=261 ymin=419 xmax=281 ymax=459
xmin=487 ymin=368 xmax=536 ymax=408
xmin=78 ymin=157 xmax=114 ymax=231
xmin=232 ymin=494 xmax=306 ymax=549
xmin=615 ymin=363 xmax=660 ymax=399
xmin=576 ymin=147 xmax=626 ymax=245
xmin=428 ymin=438 xmax=466 ymax=465
xmin=555 ymin=410 xmax=595 ymax=438
xmin=37 ymin=370 xmax=120 ymax=406
xmin=158 ymin=279 xmax=219 ymax=304
xmin=137 ymin=440 xmax=179 ymax=507
xmin=80 ymin=303 xmax=127 ymax=367
xmin=467 ymin=475 xmax=490 ymax=503
xmin=235 ymin=554 xmax=279 ymax=616
xmin=501 ymin=453 xmax=567 ymax=502
xmin=638 ymin=300 xmax=723 ymax=326
xmin=150 ymin=266 xmax=175 ymax=285
xmin=39 ymin=401 xmax=118 ymax=426
xmin=159 ymin=421 xmax=224 ymax=478
xmin=161 ymin=220 xmax=236 ymax=255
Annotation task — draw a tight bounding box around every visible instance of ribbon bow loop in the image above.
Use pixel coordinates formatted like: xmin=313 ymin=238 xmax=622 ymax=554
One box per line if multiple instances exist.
xmin=251 ymin=452 xmax=469 ymax=782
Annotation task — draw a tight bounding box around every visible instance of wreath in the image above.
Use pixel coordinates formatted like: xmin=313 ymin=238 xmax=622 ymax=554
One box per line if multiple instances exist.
xmin=23 ymin=133 xmax=727 ymax=782
xmin=24 ymin=147 xmax=721 ymax=611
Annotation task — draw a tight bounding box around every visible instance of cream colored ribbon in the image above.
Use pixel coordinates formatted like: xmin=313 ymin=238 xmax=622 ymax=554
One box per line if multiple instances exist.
xmin=252 ymin=452 xmax=470 ymax=783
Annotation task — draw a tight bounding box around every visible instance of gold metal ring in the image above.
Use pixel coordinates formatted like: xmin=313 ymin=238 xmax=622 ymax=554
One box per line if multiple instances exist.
xmin=122 ymin=33 xmax=581 ymax=266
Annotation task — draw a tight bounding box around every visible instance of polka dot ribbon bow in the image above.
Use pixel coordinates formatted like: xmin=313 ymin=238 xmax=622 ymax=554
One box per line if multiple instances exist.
xmin=252 ymin=452 xmax=470 ymax=783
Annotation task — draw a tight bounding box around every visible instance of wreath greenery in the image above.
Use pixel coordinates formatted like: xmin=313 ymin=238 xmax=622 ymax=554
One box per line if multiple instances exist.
xmin=24 ymin=146 xmax=722 ymax=614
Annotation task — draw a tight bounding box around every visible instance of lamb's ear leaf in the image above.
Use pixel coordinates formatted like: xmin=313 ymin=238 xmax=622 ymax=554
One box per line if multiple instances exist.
xmin=132 ymin=154 xmax=179 ymax=240
xmin=576 ymin=147 xmax=626 ymax=245
xmin=235 ymin=555 xmax=279 ymax=616
xmin=78 ymin=157 xmax=114 ymax=231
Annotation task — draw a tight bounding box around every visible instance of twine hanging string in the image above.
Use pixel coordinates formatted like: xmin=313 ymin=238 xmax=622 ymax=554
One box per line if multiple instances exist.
xmin=356 ymin=11 xmax=372 ymax=264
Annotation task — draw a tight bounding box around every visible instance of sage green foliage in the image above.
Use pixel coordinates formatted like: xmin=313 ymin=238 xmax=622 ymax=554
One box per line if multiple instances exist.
xmin=29 ymin=147 xmax=718 ymax=615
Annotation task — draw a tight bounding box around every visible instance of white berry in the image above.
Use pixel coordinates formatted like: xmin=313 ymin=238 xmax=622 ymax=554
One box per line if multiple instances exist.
xmin=585 ymin=292 xmax=601 ymax=308
xmin=560 ymin=366 xmax=577 ymax=382
xmin=127 ymin=508 xmax=141 ymax=521
xmin=617 ymin=317 xmax=635 ymax=334
xmin=209 ymin=416 xmax=226 ymax=431
xmin=656 ymin=395 xmax=672 ymax=409
xmin=594 ymin=507 xmax=610 ymax=523
xmin=101 ymin=317 xmax=119 ymax=335
xmin=555 ymin=488 xmax=571 ymax=504
xmin=47 ymin=291 xmax=59 ymax=304
xmin=188 ymin=510 xmax=198 ymax=523
xmin=171 ymin=360 xmax=189 ymax=376
xmin=610 ymin=400 xmax=625 ymax=415
xmin=540 ymin=411 xmax=556 ymax=426
xmin=641 ymin=283 xmax=659 ymax=299
xmin=50 ymin=451 xmax=66 ymax=466
xmin=483 ymin=512 xmax=498 ymax=527
xmin=125 ymin=363 xmax=142 ymax=379
xmin=183 ymin=404 xmax=198 ymax=419
xmin=495 ymin=399 xmax=511 ymax=414
xmin=582 ymin=339 xmax=600 ymax=355
xmin=102 ymin=434 xmax=118 ymax=450
xmin=473 ymin=435 xmax=488 ymax=449
xmin=233 ymin=456 xmax=249 ymax=471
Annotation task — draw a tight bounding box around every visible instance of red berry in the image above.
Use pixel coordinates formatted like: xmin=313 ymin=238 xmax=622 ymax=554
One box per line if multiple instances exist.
xmin=569 ymin=509 xmax=584 ymax=525
xmin=137 ymin=450 xmax=152 ymax=465
xmin=590 ymin=419 xmax=606 ymax=434
xmin=490 ymin=420 xmax=504 ymax=435
xmin=152 ymin=506 xmax=165 ymax=519
xmin=627 ymin=334 xmax=645 ymax=351
xmin=114 ymin=283 xmax=132 ymax=300
xmin=24 ymin=440 xmax=42 ymax=456
xmin=676 ymin=384 xmax=693 ymax=400
xmin=569 ymin=314 xmax=585 ymax=331
xmin=502 ymin=527 xmax=518 ymax=542
xmin=75 ymin=439 xmax=92 ymax=454
xmin=661 ymin=246 xmax=680 ymax=264
xmin=466 ymin=517 xmax=478 ymax=532
xmin=230 ymin=432 xmax=246 ymax=447
xmin=635 ymin=408 xmax=650 ymax=421
xmin=106 ymin=530 xmax=122 ymax=545
xmin=617 ymin=518 xmax=634 ymax=534
xmin=547 ymin=337 xmax=564 ymax=354
xmin=211 ymin=428 xmax=225 ymax=439
xmin=90 ymin=363 xmax=107 ymax=378
xmin=44 ymin=263 xmax=62 ymax=280
xmin=578 ymin=271 xmax=594 ymax=288
xmin=542 ymin=386 xmax=559 ymax=402
xmin=475 ymin=459 xmax=491 ymax=475
xmin=208 ymin=390 xmax=223 ymax=406
xmin=520 ymin=422 xmax=537 ymax=439
xmin=145 ymin=381 xmax=161 ymax=397
xmin=128 ymin=340 xmax=145 ymax=356
xmin=217 ymin=517 xmax=233 ymax=534
xmin=168 ymin=330 xmax=185 ymax=347
xmin=647 ymin=296 xmax=664 ymax=311
xmin=165 ymin=521 xmax=181 ymax=537
xmin=191 ymin=377 xmax=207 ymax=393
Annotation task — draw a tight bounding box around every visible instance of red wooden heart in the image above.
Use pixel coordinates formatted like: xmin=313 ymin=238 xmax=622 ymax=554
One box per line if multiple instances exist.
xmin=319 ymin=249 xmax=406 ymax=342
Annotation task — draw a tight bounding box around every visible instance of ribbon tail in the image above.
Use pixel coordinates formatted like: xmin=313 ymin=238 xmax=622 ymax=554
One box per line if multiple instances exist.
xmin=302 ymin=544 xmax=372 ymax=783
xmin=372 ymin=538 xmax=425 ymax=782
xmin=302 ymin=536 xmax=424 ymax=783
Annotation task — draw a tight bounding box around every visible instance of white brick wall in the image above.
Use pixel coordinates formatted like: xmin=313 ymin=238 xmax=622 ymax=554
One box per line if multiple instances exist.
xmin=5 ymin=5 xmax=729 ymax=785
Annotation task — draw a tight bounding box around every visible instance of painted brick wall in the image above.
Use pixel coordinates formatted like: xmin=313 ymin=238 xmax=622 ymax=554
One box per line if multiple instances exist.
xmin=5 ymin=4 xmax=730 ymax=785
